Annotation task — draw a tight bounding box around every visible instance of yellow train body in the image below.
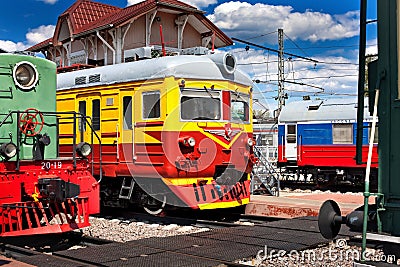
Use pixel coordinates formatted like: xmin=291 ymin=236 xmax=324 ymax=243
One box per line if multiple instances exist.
xmin=57 ymin=53 xmax=255 ymax=212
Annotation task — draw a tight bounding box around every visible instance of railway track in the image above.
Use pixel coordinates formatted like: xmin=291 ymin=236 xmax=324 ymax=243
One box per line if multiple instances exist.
xmin=0 ymin=216 xmax=357 ymax=267
xmin=1 ymin=233 xmax=114 ymax=267
xmin=99 ymin=206 xmax=281 ymax=229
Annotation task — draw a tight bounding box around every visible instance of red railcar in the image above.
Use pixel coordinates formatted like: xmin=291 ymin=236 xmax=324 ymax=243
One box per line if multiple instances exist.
xmin=278 ymin=98 xmax=378 ymax=187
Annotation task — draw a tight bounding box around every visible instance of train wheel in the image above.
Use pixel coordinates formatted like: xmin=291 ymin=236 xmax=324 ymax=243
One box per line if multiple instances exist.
xmin=143 ymin=195 xmax=166 ymax=216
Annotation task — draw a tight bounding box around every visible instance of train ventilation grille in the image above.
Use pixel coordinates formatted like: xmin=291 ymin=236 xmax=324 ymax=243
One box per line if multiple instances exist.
xmin=89 ymin=74 xmax=101 ymax=83
xmin=75 ymin=76 xmax=86 ymax=85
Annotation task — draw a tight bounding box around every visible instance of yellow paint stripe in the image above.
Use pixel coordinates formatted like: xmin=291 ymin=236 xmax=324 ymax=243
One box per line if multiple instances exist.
xmin=201 ymin=130 xmax=243 ymax=149
xmin=198 ymin=197 xmax=250 ymax=209
xmin=163 ymin=177 xmax=214 ymax=186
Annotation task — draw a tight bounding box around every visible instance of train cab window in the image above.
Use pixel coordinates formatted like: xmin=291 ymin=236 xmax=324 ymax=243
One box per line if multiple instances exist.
xmin=180 ymin=89 xmax=221 ymax=120
xmin=286 ymin=125 xmax=296 ymax=143
xmin=332 ymin=124 xmax=353 ymax=144
xmin=78 ymin=101 xmax=86 ymax=132
xmin=123 ymin=96 xmax=133 ymax=130
xmin=92 ymin=99 xmax=100 ymax=131
xmin=231 ymin=93 xmax=249 ymax=122
xmin=143 ymin=91 xmax=160 ymax=119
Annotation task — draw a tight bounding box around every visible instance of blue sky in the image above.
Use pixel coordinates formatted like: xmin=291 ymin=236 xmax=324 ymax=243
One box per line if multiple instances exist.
xmin=0 ymin=0 xmax=378 ymax=111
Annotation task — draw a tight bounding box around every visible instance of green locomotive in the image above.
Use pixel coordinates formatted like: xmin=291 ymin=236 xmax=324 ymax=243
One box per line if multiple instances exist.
xmin=0 ymin=52 xmax=100 ymax=237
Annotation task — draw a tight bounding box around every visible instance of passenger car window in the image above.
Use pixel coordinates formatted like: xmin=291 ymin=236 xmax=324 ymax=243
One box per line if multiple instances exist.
xmin=123 ymin=96 xmax=132 ymax=129
xmin=143 ymin=91 xmax=160 ymax=119
xmin=332 ymin=124 xmax=353 ymax=144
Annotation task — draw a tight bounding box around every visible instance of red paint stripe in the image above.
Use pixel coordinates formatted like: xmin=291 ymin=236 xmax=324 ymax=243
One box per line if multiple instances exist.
xmin=101 ymin=132 xmax=119 ymax=138
xmin=135 ymin=121 xmax=164 ymax=127
xmin=222 ymin=91 xmax=231 ymax=121
xmin=59 ymin=134 xmax=74 ymax=138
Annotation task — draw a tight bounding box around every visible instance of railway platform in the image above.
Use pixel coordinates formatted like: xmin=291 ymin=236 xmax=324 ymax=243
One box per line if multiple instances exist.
xmin=246 ymin=191 xmax=372 ymax=218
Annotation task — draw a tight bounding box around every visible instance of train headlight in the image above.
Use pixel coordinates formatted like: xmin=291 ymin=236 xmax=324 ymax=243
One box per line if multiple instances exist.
xmin=179 ymin=137 xmax=196 ymax=147
xmin=187 ymin=137 xmax=196 ymax=147
xmin=76 ymin=142 xmax=92 ymax=158
xmin=13 ymin=61 xmax=39 ymax=91
xmin=247 ymin=138 xmax=255 ymax=147
xmin=0 ymin=143 xmax=17 ymax=159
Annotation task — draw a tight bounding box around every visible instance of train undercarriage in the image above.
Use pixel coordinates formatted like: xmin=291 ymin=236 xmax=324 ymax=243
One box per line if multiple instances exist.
xmin=278 ymin=165 xmax=378 ymax=191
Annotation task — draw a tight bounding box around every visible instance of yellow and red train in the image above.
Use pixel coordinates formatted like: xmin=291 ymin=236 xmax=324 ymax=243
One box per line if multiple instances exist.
xmin=57 ymin=52 xmax=256 ymax=214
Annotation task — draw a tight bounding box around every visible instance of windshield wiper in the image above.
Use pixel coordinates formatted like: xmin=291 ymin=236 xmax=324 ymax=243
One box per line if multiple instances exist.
xmin=203 ymin=86 xmax=218 ymax=100
xmin=232 ymin=88 xmax=248 ymax=103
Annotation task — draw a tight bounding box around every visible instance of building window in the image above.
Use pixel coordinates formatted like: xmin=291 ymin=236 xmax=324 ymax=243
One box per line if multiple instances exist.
xmin=143 ymin=91 xmax=160 ymax=119
xmin=332 ymin=124 xmax=353 ymax=144
xmin=92 ymin=99 xmax=100 ymax=131
xmin=123 ymin=96 xmax=132 ymax=130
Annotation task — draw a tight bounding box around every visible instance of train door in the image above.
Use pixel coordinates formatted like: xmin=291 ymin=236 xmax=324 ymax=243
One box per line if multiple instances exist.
xmin=285 ymin=124 xmax=297 ymax=161
xmin=77 ymin=95 xmax=101 ymax=143
xmin=76 ymin=94 xmax=101 ymax=145
xmin=122 ymin=94 xmax=134 ymax=162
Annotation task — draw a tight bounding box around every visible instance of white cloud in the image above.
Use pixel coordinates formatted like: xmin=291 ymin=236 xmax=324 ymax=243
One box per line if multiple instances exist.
xmin=126 ymin=0 xmax=144 ymax=6
xmin=0 ymin=24 xmax=55 ymax=52
xmin=366 ymin=38 xmax=377 ymax=56
xmin=26 ymin=25 xmax=55 ymax=45
xmin=208 ymin=1 xmax=359 ymax=43
xmin=37 ymin=0 xmax=58 ymax=4
xmin=0 ymin=40 xmax=27 ymax=52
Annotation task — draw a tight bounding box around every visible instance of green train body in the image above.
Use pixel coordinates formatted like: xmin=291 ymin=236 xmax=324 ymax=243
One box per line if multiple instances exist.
xmin=0 ymin=53 xmax=100 ymax=237
xmin=0 ymin=53 xmax=57 ymax=160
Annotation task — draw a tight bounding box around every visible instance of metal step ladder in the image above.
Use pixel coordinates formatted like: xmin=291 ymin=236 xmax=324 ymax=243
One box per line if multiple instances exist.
xmin=119 ymin=177 xmax=135 ymax=200
xmin=251 ymin=146 xmax=280 ymax=196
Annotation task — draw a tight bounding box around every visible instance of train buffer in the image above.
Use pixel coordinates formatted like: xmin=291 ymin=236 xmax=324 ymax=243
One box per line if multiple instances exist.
xmin=251 ymin=146 xmax=280 ymax=196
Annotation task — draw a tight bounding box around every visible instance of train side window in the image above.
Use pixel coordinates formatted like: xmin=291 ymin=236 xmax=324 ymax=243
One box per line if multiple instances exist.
xmin=143 ymin=91 xmax=160 ymax=119
xmin=78 ymin=101 xmax=86 ymax=132
xmin=369 ymin=123 xmax=379 ymax=144
xmin=332 ymin=124 xmax=353 ymax=144
xmin=286 ymin=125 xmax=296 ymax=143
xmin=123 ymin=96 xmax=133 ymax=130
xmin=92 ymin=99 xmax=100 ymax=131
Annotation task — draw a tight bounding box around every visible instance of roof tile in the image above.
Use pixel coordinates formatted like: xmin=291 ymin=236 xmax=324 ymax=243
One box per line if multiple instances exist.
xmin=63 ymin=0 xmax=121 ymax=34
xmin=28 ymin=0 xmax=232 ymax=51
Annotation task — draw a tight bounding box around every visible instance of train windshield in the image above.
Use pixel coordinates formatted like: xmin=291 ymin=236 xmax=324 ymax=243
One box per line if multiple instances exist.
xmin=180 ymin=90 xmax=221 ymax=120
xmin=231 ymin=93 xmax=249 ymax=122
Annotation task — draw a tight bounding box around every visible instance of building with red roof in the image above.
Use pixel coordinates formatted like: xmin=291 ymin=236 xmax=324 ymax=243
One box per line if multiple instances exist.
xmin=28 ymin=0 xmax=232 ymax=68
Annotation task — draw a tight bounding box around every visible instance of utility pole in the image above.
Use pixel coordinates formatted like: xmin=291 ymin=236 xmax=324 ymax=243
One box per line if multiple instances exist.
xmin=277 ymin=28 xmax=285 ymax=118
xmin=232 ymin=30 xmax=319 ymax=120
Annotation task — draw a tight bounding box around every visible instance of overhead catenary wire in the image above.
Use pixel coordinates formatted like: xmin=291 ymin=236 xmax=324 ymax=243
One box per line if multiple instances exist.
xmin=283 ymin=32 xmax=312 ymax=60
xmin=235 ymin=32 xmax=359 ymax=108
xmin=232 ymin=37 xmax=319 ymax=63
xmin=247 ymin=30 xmax=277 ymax=40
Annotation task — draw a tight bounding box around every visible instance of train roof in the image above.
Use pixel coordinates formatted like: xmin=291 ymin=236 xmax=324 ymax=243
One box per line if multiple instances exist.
xmin=278 ymin=98 xmax=373 ymax=123
xmin=57 ymin=53 xmax=253 ymax=90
